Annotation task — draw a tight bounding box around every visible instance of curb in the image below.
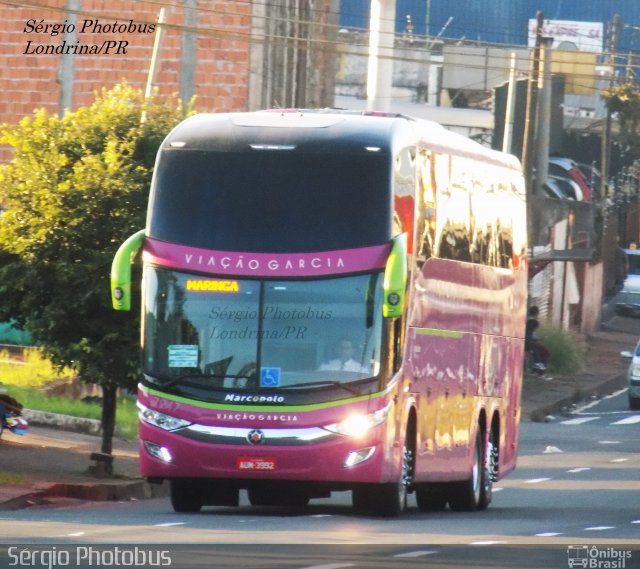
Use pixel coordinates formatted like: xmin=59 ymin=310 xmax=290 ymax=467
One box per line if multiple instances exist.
xmin=0 ymin=480 xmax=168 ymax=511
xmin=529 ymin=372 xmax=627 ymax=422
xmin=22 ymin=409 xmax=101 ymax=436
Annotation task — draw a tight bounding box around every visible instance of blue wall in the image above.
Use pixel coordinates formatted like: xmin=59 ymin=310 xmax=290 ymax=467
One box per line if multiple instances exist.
xmin=340 ymin=1 xmax=640 ymax=53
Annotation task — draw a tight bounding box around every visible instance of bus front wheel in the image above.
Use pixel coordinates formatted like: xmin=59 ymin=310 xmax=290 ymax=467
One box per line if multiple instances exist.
xmin=170 ymin=479 xmax=203 ymax=513
xmin=352 ymin=442 xmax=414 ymax=517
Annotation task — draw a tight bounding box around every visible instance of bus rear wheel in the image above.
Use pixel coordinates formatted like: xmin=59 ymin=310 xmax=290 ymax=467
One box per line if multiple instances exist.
xmin=448 ymin=428 xmax=493 ymax=512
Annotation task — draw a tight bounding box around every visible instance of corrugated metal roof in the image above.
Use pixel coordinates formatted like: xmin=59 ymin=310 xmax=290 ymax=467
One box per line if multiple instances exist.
xmin=340 ymin=1 xmax=640 ymax=53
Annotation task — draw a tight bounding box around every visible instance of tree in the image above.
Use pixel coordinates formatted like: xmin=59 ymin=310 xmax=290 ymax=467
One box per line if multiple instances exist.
xmin=0 ymin=83 xmax=190 ymax=461
xmin=602 ymin=80 xmax=640 ymax=161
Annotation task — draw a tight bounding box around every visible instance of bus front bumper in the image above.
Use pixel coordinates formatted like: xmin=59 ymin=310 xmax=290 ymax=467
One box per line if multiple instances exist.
xmin=138 ymin=421 xmax=394 ymax=484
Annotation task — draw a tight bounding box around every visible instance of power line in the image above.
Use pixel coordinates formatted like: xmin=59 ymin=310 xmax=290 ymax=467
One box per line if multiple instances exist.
xmin=0 ymin=0 xmax=632 ymax=101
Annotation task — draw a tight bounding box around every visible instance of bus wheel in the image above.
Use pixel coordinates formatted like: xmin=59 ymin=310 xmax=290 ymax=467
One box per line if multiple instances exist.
xmin=170 ymin=479 xmax=203 ymax=513
xmin=479 ymin=429 xmax=497 ymax=510
xmin=415 ymin=483 xmax=448 ymax=511
xmin=448 ymin=429 xmax=491 ymax=512
xmin=355 ymin=442 xmax=414 ymax=517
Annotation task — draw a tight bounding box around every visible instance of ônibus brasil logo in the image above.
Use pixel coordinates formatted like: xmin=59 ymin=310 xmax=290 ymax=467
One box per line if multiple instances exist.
xmin=567 ymin=546 xmax=632 ymax=569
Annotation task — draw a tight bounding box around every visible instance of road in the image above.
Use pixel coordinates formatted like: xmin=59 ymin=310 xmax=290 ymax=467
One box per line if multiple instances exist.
xmin=1 ymin=390 xmax=639 ymax=568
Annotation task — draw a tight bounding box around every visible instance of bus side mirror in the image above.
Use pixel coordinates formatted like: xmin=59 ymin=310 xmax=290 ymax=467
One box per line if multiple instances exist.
xmin=383 ymin=233 xmax=408 ymax=318
xmin=111 ymin=229 xmax=146 ymax=311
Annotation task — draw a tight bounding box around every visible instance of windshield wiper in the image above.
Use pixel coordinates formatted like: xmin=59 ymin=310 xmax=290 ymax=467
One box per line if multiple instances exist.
xmin=281 ymin=380 xmax=362 ymax=395
xmin=150 ymin=372 xmax=227 ymax=390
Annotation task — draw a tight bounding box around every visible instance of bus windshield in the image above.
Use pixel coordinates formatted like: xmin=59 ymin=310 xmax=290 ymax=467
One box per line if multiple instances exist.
xmin=143 ymin=267 xmax=384 ymax=393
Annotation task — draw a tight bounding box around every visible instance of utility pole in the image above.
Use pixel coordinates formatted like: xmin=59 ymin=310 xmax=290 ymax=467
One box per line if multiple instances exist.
xmin=522 ymin=10 xmax=544 ymax=247
xmin=367 ymin=0 xmax=396 ymax=112
xmin=502 ymin=52 xmax=517 ymax=154
xmin=601 ymin=13 xmax=621 ymax=222
xmin=534 ymin=36 xmax=554 ymax=197
xmin=180 ymin=0 xmax=197 ymax=107
xmin=141 ymin=8 xmax=166 ymax=124
xmin=58 ymin=0 xmax=79 ymax=117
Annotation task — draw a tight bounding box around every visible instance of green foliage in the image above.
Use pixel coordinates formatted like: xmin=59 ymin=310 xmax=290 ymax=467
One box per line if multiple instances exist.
xmin=0 ymin=348 xmax=75 ymax=387
xmin=539 ymin=323 xmax=587 ymax=374
xmin=602 ymin=81 xmax=640 ymax=160
xmin=8 ymin=385 xmax=138 ymax=441
xmin=0 ymin=84 xmax=191 ymax=390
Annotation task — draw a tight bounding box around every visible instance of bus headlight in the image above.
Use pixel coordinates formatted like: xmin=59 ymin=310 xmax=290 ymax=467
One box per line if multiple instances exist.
xmin=137 ymin=402 xmax=192 ymax=431
xmin=323 ymin=405 xmax=390 ymax=438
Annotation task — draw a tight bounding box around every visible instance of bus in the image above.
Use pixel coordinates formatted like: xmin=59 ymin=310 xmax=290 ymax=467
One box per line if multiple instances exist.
xmin=111 ymin=110 xmax=527 ymax=517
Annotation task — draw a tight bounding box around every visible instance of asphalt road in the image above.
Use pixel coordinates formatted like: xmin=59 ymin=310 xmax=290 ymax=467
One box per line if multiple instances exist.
xmin=1 ymin=389 xmax=638 ymax=569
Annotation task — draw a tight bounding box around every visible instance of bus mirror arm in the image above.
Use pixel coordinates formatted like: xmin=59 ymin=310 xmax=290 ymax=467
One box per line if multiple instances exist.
xmin=383 ymin=233 xmax=408 ymax=318
xmin=111 ymin=229 xmax=146 ymax=311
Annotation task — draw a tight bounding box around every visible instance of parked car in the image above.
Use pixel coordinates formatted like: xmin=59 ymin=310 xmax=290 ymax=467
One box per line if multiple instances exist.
xmin=622 ymin=338 xmax=640 ymax=410
xmin=539 ymin=175 xmax=578 ymax=200
xmin=549 ymin=175 xmax=583 ymax=200
xmin=615 ymin=248 xmax=640 ymax=316
xmin=549 ymin=157 xmax=593 ymax=202
xmin=577 ymin=163 xmax=602 ymax=201
xmin=542 ymin=180 xmax=568 ymax=200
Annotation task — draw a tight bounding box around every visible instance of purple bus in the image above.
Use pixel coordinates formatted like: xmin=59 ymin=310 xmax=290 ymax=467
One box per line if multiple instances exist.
xmin=111 ymin=110 xmax=527 ymax=516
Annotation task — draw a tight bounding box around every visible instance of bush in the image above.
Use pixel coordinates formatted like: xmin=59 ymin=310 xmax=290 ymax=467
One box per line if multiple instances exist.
xmin=539 ymin=324 xmax=587 ymax=374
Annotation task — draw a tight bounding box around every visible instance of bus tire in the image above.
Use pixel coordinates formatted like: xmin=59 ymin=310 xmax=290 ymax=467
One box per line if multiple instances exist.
xmin=448 ymin=428 xmax=491 ymax=512
xmin=415 ymin=483 xmax=448 ymax=511
xmin=479 ymin=428 xmax=497 ymax=510
xmin=355 ymin=440 xmax=414 ymax=517
xmin=170 ymin=479 xmax=203 ymax=513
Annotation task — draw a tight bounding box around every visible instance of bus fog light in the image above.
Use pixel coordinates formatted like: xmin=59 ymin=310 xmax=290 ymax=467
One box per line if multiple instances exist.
xmin=144 ymin=441 xmax=174 ymax=463
xmin=344 ymin=446 xmax=376 ymax=468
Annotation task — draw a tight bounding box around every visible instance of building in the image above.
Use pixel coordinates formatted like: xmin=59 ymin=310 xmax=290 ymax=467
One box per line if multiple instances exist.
xmin=0 ymin=0 xmax=338 ymax=161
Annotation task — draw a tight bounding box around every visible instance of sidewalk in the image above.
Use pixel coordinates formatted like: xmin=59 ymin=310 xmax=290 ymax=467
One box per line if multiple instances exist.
xmin=1 ymin=314 xmax=638 ymax=510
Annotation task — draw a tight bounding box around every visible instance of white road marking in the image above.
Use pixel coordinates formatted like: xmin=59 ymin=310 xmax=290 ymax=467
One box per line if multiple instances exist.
xmin=567 ymin=467 xmax=591 ymax=473
xmin=561 ymin=417 xmax=599 ymax=425
xmin=535 ymin=532 xmax=563 ymax=537
xmin=612 ymin=415 xmax=640 ymax=425
xmin=610 ymin=458 xmax=629 ymax=463
xmin=525 ymin=478 xmax=551 ymax=484
xmin=155 ymin=522 xmax=186 ymax=527
xmin=67 ymin=532 xmax=85 ymax=537
xmin=584 ymin=526 xmax=615 ymax=531
xmin=573 ymin=388 xmax=628 ymax=413
xmin=469 ymin=541 xmax=508 ymax=546
xmin=598 ymin=440 xmax=622 ymax=445
xmin=393 ymin=550 xmax=438 ymax=558
xmin=301 ymin=564 xmax=355 ymax=569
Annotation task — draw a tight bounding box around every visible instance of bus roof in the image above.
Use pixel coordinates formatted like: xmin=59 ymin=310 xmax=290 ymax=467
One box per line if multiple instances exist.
xmin=162 ymin=110 xmax=521 ymax=172
xmin=162 ymin=110 xmax=414 ymax=154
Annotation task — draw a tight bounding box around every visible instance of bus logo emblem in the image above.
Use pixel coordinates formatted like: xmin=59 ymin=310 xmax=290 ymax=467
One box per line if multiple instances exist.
xmin=247 ymin=429 xmax=265 ymax=445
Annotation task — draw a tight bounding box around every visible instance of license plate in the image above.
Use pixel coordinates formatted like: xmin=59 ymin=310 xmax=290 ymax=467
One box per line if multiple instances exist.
xmin=236 ymin=457 xmax=277 ymax=471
